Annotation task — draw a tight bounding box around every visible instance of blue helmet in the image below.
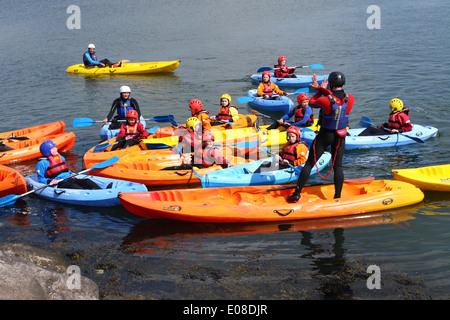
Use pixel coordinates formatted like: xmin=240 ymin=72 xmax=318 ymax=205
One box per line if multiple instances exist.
xmin=39 ymin=140 xmax=56 ymax=157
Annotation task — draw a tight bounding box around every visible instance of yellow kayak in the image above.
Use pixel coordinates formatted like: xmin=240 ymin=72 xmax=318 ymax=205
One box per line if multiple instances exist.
xmin=66 ymin=60 xmax=180 ymax=75
xmin=392 ymin=164 xmax=450 ymax=191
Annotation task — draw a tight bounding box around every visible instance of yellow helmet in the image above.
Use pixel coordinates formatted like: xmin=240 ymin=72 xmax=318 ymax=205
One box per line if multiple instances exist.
xmin=220 ymin=93 xmax=231 ymax=105
xmin=186 ymin=117 xmax=201 ymax=131
xmin=390 ymin=98 xmax=404 ymax=113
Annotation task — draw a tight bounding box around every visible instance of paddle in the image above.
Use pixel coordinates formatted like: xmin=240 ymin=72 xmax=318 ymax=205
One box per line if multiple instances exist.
xmin=248 ymin=109 xmax=315 ymax=134
xmin=266 ymin=176 xmax=376 ymax=192
xmin=0 ymin=156 xmax=120 ymax=207
xmin=257 ymin=64 xmax=324 ymax=72
xmin=237 ymin=88 xmax=309 ymax=104
xmin=72 ymin=115 xmax=177 ymax=128
xmin=174 ymin=145 xmax=201 ymax=180
xmin=359 ymin=116 xmax=424 ymax=143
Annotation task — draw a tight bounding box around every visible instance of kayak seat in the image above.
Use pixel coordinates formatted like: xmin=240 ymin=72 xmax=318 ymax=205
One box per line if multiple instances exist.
xmin=235 ymin=192 xmax=266 ymax=206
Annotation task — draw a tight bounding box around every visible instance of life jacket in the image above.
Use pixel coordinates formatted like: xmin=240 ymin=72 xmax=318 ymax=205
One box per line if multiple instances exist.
xmin=45 ymin=155 xmax=69 ymax=179
xmin=294 ymin=106 xmax=314 ymax=126
xmin=387 ymin=108 xmax=410 ymax=130
xmin=320 ymin=94 xmax=349 ymax=130
xmin=193 ymin=146 xmax=218 ymax=167
xmin=261 ymin=82 xmax=275 ymax=96
xmin=83 ymin=51 xmax=97 ymax=67
xmin=274 ymin=64 xmax=291 ymax=78
xmin=117 ymin=99 xmax=134 ymax=118
xmin=124 ymin=123 xmax=140 ymax=140
xmin=217 ymin=105 xmax=237 ymax=121
xmin=281 ymin=141 xmax=307 ymax=164
xmin=178 ymin=128 xmax=200 ymax=153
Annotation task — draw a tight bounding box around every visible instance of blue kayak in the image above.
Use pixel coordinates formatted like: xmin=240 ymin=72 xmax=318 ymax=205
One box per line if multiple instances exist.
xmin=250 ymin=73 xmax=328 ymax=88
xmin=25 ymin=174 xmax=148 ymax=207
xmin=246 ymin=89 xmax=294 ymax=114
xmin=99 ymin=116 xmax=147 ymax=141
xmin=201 ymin=152 xmax=331 ymax=188
xmin=345 ymin=124 xmax=438 ymax=150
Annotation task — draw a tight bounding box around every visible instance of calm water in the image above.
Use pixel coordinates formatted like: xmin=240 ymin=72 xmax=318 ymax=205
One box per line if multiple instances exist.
xmin=0 ymin=0 xmax=449 ymax=300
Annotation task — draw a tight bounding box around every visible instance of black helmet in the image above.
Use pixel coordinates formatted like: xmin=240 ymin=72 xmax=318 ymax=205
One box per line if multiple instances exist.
xmin=328 ymin=71 xmax=345 ymax=87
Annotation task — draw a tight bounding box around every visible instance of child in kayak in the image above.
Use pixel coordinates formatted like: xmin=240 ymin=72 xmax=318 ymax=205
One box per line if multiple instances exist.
xmin=358 ymin=98 xmax=412 ymax=136
xmin=257 ymin=71 xmax=291 ymax=100
xmin=210 ymin=94 xmax=239 ymax=124
xmin=110 ymin=110 xmax=148 ymax=151
xmin=174 ymin=117 xmax=203 ymax=155
xmin=274 ymin=56 xmax=297 ymax=78
xmin=188 ymin=99 xmax=211 ymax=131
xmin=36 ymin=140 xmax=102 ymax=189
xmin=103 ymin=86 xmax=142 ymax=129
xmin=267 ymin=92 xmax=314 ymax=130
xmin=253 ymin=126 xmax=307 ymax=173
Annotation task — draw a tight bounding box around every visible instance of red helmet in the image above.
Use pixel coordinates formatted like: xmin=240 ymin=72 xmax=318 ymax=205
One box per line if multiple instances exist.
xmin=126 ymin=109 xmax=138 ymax=119
xmin=278 ymin=56 xmax=287 ymax=64
xmin=262 ymin=70 xmax=271 ymax=81
xmin=189 ymin=99 xmax=203 ymax=115
xmin=297 ymin=92 xmax=309 ymax=104
xmin=286 ymin=126 xmax=301 ymax=141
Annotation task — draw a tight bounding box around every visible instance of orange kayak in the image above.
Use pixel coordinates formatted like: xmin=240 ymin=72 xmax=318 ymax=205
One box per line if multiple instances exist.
xmin=89 ymin=147 xmax=248 ymax=187
xmin=0 ymin=165 xmax=27 ymax=197
xmin=0 ymin=132 xmax=76 ymax=164
xmin=118 ymin=178 xmax=424 ymax=223
xmin=0 ymin=121 xmax=66 ymax=146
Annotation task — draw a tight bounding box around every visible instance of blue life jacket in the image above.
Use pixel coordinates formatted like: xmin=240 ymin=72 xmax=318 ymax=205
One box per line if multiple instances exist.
xmin=117 ymin=99 xmax=134 ymax=118
xmin=83 ymin=51 xmax=97 ymax=67
xmin=321 ymin=94 xmax=349 ymax=130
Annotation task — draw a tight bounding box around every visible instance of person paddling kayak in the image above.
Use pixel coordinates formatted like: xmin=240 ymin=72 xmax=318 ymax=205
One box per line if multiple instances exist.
xmin=103 ymin=86 xmax=142 ymax=129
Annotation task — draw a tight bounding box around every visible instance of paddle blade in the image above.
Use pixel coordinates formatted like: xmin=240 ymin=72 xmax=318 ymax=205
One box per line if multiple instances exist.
xmin=359 ymin=116 xmax=373 ymax=128
xmin=257 ymin=67 xmax=273 ymax=73
xmin=143 ymin=143 xmax=172 ymax=150
xmin=91 ymin=156 xmax=120 ymax=170
xmin=237 ymin=96 xmax=256 ymax=104
xmin=73 ymin=118 xmax=96 ymax=127
xmin=294 ymin=88 xmax=310 ymax=95
xmin=307 ymin=64 xmax=324 ymax=69
xmin=0 ymin=194 xmax=22 ymax=207
xmin=93 ymin=142 xmax=114 ymax=153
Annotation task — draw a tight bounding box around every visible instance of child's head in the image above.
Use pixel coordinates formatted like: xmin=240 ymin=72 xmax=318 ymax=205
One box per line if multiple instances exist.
xmin=286 ymin=126 xmax=301 ymax=144
xmin=389 ymin=98 xmax=403 ymax=113
xmin=297 ymin=93 xmax=309 ymax=107
xmin=262 ymin=71 xmax=271 ymax=83
xmin=220 ymin=94 xmax=231 ymax=107
xmin=202 ymin=130 xmax=215 ymax=148
xmin=126 ymin=109 xmax=139 ymax=125
xmin=40 ymin=140 xmax=58 ymax=157
xmin=186 ymin=116 xmax=201 ymax=132
xmin=278 ymin=56 xmax=287 ymax=66
xmin=189 ymin=99 xmax=203 ymax=115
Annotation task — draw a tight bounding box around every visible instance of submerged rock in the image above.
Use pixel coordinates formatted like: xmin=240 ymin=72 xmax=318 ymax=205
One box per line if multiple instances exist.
xmin=0 ymin=243 xmax=99 ymax=300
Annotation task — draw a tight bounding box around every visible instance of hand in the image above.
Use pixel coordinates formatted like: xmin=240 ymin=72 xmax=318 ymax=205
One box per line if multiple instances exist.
xmin=310 ymin=74 xmax=319 ymax=89
xmin=390 ymin=129 xmax=399 ymax=133
xmin=320 ymin=77 xmax=328 ymax=89
xmin=277 ymin=119 xmax=284 ymax=125
xmin=100 ymin=63 xmax=105 ymax=67
xmin=210 ymin=115 xmax=216 ymax=120
xmin=102 ymin=118 xmax=108 ymax=124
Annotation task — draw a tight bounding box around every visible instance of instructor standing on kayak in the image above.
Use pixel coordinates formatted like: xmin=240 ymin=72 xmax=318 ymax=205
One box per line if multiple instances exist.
xmin=287 ymin=72 xmax=354 ymax=202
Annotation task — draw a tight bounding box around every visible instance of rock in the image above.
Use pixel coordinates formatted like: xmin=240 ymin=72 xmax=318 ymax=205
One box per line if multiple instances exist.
xmin=0 ymin=243 xmax=99 ymax=300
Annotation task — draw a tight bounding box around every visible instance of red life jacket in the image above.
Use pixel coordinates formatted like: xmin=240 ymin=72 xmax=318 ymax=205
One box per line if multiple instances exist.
xmin=178 ymin=128 xmax=199 ymax=153
xmin=274 ymin=64 xmax=292 ymax=78
xmin=294 ymin=106 xmax=314 ymax=126
xmin=387 ymin=108 xmax=410 ymax=130
xmin=217 ymin=105 xmax=237 ymax=121
xmin=124 ymin=123 xmax=140 ymax=140
xmin=193 ymin=146 xmax=218 ymax=167
xmin=281 ymin=141 xmax=307 ymax=163
xmin=45 ymin=155 xmax=69 ymax=179
xmin=261 ymin=82 xmax=275 ymax=96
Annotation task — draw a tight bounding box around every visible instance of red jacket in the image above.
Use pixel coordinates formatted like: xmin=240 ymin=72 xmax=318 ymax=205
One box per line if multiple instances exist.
xmin=309 ymin=87 xmax=354 ymax=117
xmin=117 ymin=122 xmax=148 ymax=140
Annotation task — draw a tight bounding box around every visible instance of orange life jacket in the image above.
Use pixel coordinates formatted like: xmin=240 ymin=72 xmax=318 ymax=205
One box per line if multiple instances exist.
xmin=281 ymin=141 xmax=307 ymax=163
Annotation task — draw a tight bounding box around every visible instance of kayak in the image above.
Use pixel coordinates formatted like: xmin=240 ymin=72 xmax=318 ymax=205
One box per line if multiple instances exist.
xmin=0 ymin=121 xmax=66 ymax=148
xmin=25 ymin=174 xmax=147 ymax=207
xmin=250 ymin=73 xmax=328 ymax=88
xmin=148 ymin=114 xmax=258 ymax=138
xmin=0 ymin=132 xmax=76 ymax=165
xmin=392 ymin=164 xmax=450 ymax=191
xmin=0 ymin=165 xmax=27 ymax=197
xmin=118 ymin=178 xmax=424 ymax=223
xmin=66 ymin=60 xmax=180 ymax=75
xmin=345 ymin=124 xmax=438 ymax=149
xmin=99 ymin=116 xmax=147 ymax=141
xmin=201 ymin=152 xmax=332 ymax=188
xmin=245 ymin=89 xmax=294 ymax=114
xmin=89 ymin=149 xmax=249 ymax=187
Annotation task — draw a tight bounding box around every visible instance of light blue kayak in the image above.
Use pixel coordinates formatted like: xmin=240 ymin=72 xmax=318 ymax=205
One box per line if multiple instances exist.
xmin=345 ymin=124 xmax=438 ymax=150
xmin=99 ymin=116 xmax=146 ymax=141
xmin=201 ymin=152 xmax=331 ymax=188
xmin=25 ymin=174 xmax=148 ymax=207
xmin=250 ymin=73 xmax=328 ymax=88
xmin=246 ymin=89 xmax=294 ymax=114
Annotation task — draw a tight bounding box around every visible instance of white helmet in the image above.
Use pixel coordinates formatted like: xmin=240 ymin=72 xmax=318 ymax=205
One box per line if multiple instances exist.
xmin=88 ymin=43 xmax=95 ymax=49
xmin=120 ymin=86 xmax=131 ymax=93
